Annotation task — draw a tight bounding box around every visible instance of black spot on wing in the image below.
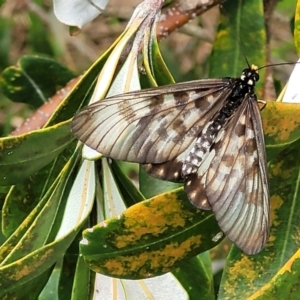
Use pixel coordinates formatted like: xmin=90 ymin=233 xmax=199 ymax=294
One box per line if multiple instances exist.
xmin=245 ymin=137 xmax=257 ymax=154
xmin=172 ymin=118 xmax=184 ymax=128
xmin=235 ymin=122 xmax=246 ymax=137
xmin=174 ymin=91 xmax=190 ymax=105
xmin=171 ymin=119 xmax=188 ymax=144
xmin=117 ymin=100 xmax=136 ymax=121
xmin=149 ymin=95 xmax=164 ymax=110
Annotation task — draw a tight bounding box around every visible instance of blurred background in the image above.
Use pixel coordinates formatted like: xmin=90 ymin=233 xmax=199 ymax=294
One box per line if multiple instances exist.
xmin=0 ymin=0 xmax=297 ymax=135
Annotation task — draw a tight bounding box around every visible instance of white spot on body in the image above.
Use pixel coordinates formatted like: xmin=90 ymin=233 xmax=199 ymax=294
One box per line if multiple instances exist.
xmin=185 ymin=156 xmax=191 ymax=162
xmin=202 ymin=140 xmax=210 ymax=149
xmin=191 ymin=157 xmax=200 ymax=166
xmin=195 ymin=148 xmax=205 ymax=157
xmin=185 ymin=166 xmax=193 ymax=174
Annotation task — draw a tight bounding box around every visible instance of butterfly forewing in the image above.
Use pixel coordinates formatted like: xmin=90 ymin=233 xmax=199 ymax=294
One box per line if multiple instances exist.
xmin=72 ymin=79 xmax=232 ymax=164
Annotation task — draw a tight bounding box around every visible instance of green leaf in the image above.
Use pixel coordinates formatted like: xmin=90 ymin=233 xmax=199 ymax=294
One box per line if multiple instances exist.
xmin=294 ymin=0 xmax=300 ymax=56
xmin=244 ymin=249 xmax=300 ymax=299
xmin=173 ymin=255 xmax=215 ymax=300
xmin=143 ymin=33 xmax=175 ymax=86
xmin=80 ymin=189 xmax=222 ymax=279
xmin=209 ymin=0 xmax=266 ymax=95
xmin=263 ymin=101 xmax=300 ymax=160
xmin=0 ymin=266 xmax=55 ymax=300
xmin=69 ymin=252 xmax=94 ymax=299
xmin=1 ymin=134 xmax=78 ymax=236
xmin=28 ymin=12 xmax=54 ymax=56
xmin=139 ymin=166 xmax=182 ymax=198
xmin=0 ymin=150 xmax=77 ymax=264
xmin=0 ymin=120 xmax=73 ymax=186
xmin=56 ymin=231 xmax=88 ymax=300
xmin=0 ymin=55 xmax=75 ymax=107
xmin=0 ymin=233 xmax=79 ymax=298
xmin=39 ymin=262 xmax=61 ymax=300
xmin=111 ymin=161 xmax=145 ymax=206
xmin=0 ymin=150 xmax=84 ymax=297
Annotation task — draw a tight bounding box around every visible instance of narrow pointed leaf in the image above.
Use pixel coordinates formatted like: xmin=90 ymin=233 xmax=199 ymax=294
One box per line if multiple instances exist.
xmin=173 ymin=255 xmax=215 ymax=300
xmin=0 ymin=120 xmax=73 ymax=185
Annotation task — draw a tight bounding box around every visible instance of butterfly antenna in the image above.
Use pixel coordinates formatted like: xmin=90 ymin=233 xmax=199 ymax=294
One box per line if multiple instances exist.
xmin=257 ymin=62 xmax=299 ymax=71
xmin=244 ymin=56 xmax=251 ymax=69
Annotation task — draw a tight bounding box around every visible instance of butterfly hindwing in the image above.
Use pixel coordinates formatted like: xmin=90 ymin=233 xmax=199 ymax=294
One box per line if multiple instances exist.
xmin=185 ymin=94 xmax=269 ymax=254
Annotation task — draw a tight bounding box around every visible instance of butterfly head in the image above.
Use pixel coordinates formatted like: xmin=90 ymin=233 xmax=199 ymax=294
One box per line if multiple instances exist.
xmin=240 ymin=64 xmax=259 ymax=87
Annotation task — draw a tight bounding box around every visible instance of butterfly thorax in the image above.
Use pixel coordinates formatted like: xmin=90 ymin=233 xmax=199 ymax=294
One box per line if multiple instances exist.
xmin=181 ymin=67 xmax=259 ymax=177
xmin=233 ymin=67 xmax=259 ymax=97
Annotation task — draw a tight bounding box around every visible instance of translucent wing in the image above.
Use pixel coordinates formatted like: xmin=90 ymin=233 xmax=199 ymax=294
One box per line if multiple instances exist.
xmin=185 ymin=95 xmax=269 ymax=255
xmin=71 ymin=79 xmax=232 ymax=163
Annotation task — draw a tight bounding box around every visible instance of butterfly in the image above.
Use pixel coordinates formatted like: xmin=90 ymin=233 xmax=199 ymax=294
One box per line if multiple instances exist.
xmin=71 ymin=64 xmax=270 ymax=255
